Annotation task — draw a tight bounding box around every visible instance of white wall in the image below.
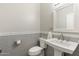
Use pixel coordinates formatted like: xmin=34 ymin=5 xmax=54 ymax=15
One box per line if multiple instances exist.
xmin=0 ymin=3 xmax=40 ymax=33
xmin=40 ymin=3 xmax=52 ymax=32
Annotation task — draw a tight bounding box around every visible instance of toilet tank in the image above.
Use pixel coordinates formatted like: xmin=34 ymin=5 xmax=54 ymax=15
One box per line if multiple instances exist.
xmin=39 ymin=38 xmax=47 ymax=48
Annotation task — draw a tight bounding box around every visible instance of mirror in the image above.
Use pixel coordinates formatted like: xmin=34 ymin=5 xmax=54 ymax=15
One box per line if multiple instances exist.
xmin=53 ymin=3 xmax=79 ymax=33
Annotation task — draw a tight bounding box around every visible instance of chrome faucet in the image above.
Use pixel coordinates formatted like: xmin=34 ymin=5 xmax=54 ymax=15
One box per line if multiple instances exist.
xmin=59 ymin=32 xmax=64 ymax=40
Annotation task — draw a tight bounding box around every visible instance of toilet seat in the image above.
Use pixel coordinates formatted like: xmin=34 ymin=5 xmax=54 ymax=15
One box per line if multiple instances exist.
xmin=28 ymin=46 xmax=43 ymax=56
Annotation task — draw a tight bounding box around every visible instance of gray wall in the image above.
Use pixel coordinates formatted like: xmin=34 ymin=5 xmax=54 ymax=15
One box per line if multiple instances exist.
xmin=40 ymin=3 xmax=53 ymax=32
xmin=0 ymin=3 xmax=40 ymax=33
xmin=0 ymin=3 xmax=40 ymax=56
xmin=0 ymin=33 xmax=40 ymax=56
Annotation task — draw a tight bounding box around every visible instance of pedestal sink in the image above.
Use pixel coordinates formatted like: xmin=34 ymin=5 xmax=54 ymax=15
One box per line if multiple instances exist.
xmin=45 ymin=38 xmax=78 ymax=56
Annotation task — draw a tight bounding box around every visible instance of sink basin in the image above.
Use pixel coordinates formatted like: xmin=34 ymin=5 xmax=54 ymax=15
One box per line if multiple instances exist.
xmin=45 ymin=38 xmax=78 ymax=54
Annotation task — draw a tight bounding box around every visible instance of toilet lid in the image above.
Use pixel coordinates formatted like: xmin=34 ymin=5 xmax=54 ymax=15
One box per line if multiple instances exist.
xmin=29 ymin=46 xmax=43 ymax=53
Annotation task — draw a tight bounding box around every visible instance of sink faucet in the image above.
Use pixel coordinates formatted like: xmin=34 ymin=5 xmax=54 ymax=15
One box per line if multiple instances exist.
xmin=59 ymin=32 xmax=64 ymax=40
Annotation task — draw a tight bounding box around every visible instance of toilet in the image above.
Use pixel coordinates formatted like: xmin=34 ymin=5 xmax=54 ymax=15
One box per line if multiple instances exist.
xmin=28 ymin=38 xmax=46 ymax=56
xmin=28 ymin=46 xmax=43 ymax=56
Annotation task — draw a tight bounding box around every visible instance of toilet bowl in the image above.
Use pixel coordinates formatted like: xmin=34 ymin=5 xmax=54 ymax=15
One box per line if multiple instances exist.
xmin=28 ymin=46 xmax=43 ymax=56
xmin=28 ymin=38 xmax=46 ymax=56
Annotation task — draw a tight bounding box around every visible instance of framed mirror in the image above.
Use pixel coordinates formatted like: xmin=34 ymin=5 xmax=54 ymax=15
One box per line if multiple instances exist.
xmin=53 ymin=3 xmax=79 ymax=33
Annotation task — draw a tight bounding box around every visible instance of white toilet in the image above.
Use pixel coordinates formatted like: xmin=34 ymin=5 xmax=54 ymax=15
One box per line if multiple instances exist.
xmin=28 ymin=46 xmax=43 ymax=56
xmin=28 ymin=38 xmax=46 ymax=56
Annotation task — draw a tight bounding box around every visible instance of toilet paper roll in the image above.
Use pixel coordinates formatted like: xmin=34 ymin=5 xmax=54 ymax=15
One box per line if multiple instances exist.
xmin=16 ymin=40 xmax=21 ymax=45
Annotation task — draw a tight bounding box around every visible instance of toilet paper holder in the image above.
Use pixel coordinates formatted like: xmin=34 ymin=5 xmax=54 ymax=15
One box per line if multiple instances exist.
xmin=14 ymin=40 xmax=22 ymax=46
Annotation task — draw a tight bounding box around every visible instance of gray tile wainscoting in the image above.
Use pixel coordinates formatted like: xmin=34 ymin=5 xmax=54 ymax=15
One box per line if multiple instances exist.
xmin=0 ymin=32 xmax=79 ymax=56
xmin=0 ymin=33 xmax=40 ymax=56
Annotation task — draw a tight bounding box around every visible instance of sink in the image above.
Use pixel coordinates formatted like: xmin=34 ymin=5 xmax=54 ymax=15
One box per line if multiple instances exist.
xmin=45 ymin=38 xmax=78 ymax=55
